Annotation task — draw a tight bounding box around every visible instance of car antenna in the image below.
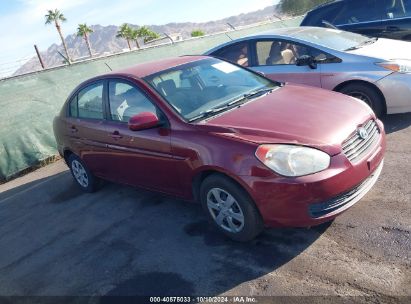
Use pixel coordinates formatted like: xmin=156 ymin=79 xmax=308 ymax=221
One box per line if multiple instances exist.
xmin=105 ymin=62 xmax=112 ymax=71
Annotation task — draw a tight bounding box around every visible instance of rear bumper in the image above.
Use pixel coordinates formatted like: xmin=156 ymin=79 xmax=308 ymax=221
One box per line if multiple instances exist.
xmin=240 ymin=120 xmax=386 ymax=227
xmin=376 ymin=72 xmax=411 ymax=114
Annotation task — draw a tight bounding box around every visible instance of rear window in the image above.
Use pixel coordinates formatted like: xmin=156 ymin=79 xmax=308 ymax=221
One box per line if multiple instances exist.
xmin=290 ymin=27 xmax=372 ymax=51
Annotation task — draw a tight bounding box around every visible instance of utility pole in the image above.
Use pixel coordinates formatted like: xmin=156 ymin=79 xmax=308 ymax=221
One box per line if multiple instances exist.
xmin=34 ymin=45 xmax=45 ymax=69
xmin=226 ymin=23 xmax=236 ymax=30
xmin=163 ymin=33 xmax=174 ymax=44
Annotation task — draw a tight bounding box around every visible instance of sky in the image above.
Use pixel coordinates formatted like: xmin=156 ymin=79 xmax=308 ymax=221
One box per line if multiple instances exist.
xmin=0 ymin=0 xmax=278 ymax=76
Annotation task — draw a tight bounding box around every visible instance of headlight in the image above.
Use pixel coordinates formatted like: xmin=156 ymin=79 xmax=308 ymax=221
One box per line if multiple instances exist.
xmin=255 ymin=144 xmax=330 ymax=177
xmin=376 ymin=60 xmax=411 ymax=74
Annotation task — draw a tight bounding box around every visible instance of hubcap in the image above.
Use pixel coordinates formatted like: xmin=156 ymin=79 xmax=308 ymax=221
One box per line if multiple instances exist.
xmin=71 ymin=160 xmax=89 ymax=188
xmin=207 ymin=188 xmax=244 ymax=233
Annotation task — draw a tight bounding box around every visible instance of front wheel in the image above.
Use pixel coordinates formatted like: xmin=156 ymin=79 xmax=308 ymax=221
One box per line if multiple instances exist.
xmin=200 ymin=175 xmax=264 ymax=242
xmin=338 ymin=83 xmax=385 ymax=118
xmin=68 ymin=154 xmax=97 ymax=193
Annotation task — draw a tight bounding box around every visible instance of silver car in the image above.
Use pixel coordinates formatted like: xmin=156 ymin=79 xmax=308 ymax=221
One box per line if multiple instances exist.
xmin=205 ymin=27 xmax=411 ymax=116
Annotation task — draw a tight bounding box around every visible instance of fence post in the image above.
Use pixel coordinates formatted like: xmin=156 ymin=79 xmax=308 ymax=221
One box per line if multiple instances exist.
xmin=34 ymin=45 xmax=45 ymax=69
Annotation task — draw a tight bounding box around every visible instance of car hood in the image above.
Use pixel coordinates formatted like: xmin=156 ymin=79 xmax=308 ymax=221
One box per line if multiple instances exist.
xmin=200 ymin=84 xmax=374 ymax=155
xmin=347 ymin=38 xmax=411 ymax=61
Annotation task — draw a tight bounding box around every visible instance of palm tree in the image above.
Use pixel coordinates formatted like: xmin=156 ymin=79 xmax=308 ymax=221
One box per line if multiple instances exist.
xmin=77 ymin=23 xmax=94 ymax=58
xmin=129 ymin=28 xmax=140 ymax=49
xmin=116 ymin=23 xmax=132 ymax=50
xmin=138 ymin=26 xmax=160 ymax=43
xmin=45 ymin=9 xmax=71 ymax=64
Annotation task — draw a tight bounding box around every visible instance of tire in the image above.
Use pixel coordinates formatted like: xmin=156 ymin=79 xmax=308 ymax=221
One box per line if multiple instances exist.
xmin=68 ymin=154 xmax=97 ymax=193
xmin=338 ymin=83 xmax=385 ymax=118
xmin=200 ymin=174 xmax=264 ymax=242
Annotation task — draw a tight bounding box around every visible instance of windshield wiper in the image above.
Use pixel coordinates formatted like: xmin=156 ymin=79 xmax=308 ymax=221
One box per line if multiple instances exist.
xmin=243 ymin=88 xmax=274 ymax=100
xmin=345 ymin=38 xmax=378 ymax=51
xmin=188 ymin=87 xmax=274 ymax=122
xmin=188 ymin=107 xmax=229 ymax=122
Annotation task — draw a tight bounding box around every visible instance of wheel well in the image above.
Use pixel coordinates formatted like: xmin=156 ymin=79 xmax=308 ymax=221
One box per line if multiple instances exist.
xmin=63 ymin=149 xmax=73 ymax=164
xmin=191 ymin=170 xmax=249 ymax=203
xmin=333 ymin=80 xmax=387 ymax=115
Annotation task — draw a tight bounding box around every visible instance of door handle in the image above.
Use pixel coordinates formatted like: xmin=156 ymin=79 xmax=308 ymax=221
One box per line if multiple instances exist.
xmin=110 ymin=130 xmax=123 ymax=139
xmin=69 ymin=125 xmax=78 ymax=133
xmin=386 ymin=26 xmax=400 ymax=32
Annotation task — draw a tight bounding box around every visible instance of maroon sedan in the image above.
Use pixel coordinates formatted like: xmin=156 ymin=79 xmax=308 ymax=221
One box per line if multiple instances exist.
xmin=53 ymin=56 xmax=385 ymax=241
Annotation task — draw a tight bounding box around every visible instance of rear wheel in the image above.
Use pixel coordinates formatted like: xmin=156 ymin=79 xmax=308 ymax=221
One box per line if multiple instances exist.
xmin=338 ymin=83 xmax=385 ymax=117
xmin=68 ymin=154 xmax=97 ymax=193
xmin=200 ymin=175 xmax=264 ymax=242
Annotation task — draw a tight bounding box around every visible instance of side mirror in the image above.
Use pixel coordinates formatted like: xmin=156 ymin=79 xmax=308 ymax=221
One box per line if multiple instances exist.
xmin=128 ymin=112 xmax=160 ymax=131
xmin=296 ymin=55 xmax=317 ymax=70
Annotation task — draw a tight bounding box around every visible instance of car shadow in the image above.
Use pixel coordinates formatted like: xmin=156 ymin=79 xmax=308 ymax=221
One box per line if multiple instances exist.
xmin=381 ymin=113 xmax=411 ymax=134
xmin=0 ymin=170 xmax=331 ymax=298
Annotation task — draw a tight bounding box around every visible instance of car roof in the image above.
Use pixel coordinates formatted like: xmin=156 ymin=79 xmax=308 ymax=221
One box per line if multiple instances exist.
xmin=250 ymin=26 xmax=321 ymax=37
xmin=107 ymin=55 xmax=209 ymax=79
xmin=205 ymin=27 xmax=336 ymax=55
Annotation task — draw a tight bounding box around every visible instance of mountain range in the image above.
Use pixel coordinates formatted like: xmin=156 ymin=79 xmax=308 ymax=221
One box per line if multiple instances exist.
xmin=14 ymin=5 xmax=279 ymax=76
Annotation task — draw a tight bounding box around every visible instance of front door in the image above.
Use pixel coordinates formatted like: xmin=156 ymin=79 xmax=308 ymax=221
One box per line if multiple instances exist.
xmin=379 ymin=0 xmax=411 ymax=41
xmin=333 ymin=0 xmax=384 ymax=37
xmin=102 ymin=79 xmax=179 ymax=195
xmin=251 ymin=39 xmax=322 ymax=88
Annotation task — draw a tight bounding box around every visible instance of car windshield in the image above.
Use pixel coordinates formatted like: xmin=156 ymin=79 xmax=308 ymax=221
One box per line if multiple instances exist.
xmin=144 ymin=58 xmax=278 ymax=121
xmin=291 ymin=28 xmax=376 ymax=51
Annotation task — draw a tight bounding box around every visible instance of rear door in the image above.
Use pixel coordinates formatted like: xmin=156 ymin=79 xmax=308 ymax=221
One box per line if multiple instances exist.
xmin=65 ymin=81 xmax=109 ymax=177
xmin=210 ymin=41 xmax=251 ymax=68
xmin=102 ymin=79 xmax=179 ymax=194
xmin=250 ymin=39 xmax=322 ymax=87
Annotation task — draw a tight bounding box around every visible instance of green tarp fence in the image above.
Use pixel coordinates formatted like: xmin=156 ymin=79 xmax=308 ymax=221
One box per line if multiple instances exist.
xmin=0 ymin=17 xmax=302 ymax=181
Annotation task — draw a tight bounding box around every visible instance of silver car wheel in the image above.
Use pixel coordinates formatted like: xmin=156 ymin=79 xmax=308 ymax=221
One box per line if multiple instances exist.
xmin=207 ymin=188 xmax=245 ymax=233
xmin=71 ymin=160 xmax=89 ymax=188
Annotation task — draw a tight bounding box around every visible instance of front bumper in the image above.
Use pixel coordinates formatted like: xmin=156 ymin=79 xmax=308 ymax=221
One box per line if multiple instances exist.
xmin=240 ymin=120 xmax=386 ymax=228
xmin=376 ymin=72 xmax=411 ymax=114
xmin=308 ymin=160 xmax=383 ymax=218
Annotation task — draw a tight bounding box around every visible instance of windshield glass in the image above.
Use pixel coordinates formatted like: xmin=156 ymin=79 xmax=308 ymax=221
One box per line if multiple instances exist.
xmin=144 ymin=58 xmax=278 ymax=121
xmin=291 ymin=28 xmax=375 ymax=51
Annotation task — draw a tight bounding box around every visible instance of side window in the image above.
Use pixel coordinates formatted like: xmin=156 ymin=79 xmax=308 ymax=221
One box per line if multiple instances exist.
xmin=256 ymin=40 xmax=328 ymax=66
xmin=384 ymin=0 xmax=411 ymax=18
xmin=108 ymin=81 xmax=157 ymax=122
xmin=302 ymin=3 xmax=344 ymax=26
xmin=76 ymin=82 xmax=104 ymax=119
xmin=213 ymin=42 xmax=249 ymax=67
xmin=69 ymin=96 xmax=78 ymax=117
xmin=406 ymin=0 xmax=411 ymax=17
xmin=334 ymin=0 xmax=380 ymax=25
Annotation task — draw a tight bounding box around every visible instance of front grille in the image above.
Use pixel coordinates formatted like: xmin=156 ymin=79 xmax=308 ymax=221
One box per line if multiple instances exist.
xmin=342 ymin=120 xmax=380 ymax=163
xmin=309 ymin=160 xmax=384 ymax=218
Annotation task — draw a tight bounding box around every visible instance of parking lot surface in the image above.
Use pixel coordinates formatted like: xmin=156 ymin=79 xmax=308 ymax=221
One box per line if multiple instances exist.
xmin=0 ymin=114 xmax=410 ymax=301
